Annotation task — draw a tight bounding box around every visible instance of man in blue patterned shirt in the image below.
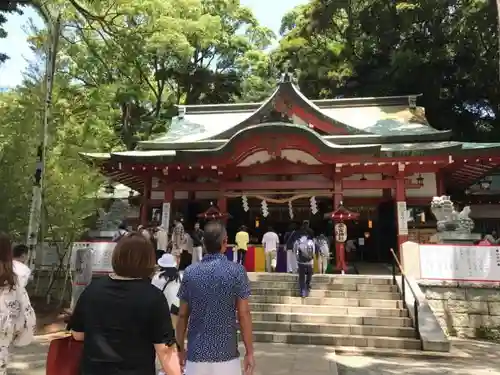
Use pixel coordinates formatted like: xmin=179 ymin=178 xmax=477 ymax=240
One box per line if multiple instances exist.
xmin=176 ymin=221 xmax=254 ymax=375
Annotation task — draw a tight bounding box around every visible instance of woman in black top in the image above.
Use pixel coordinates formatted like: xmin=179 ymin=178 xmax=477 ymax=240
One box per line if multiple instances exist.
xmin=69 ymin=233 xmax=181 ymax=375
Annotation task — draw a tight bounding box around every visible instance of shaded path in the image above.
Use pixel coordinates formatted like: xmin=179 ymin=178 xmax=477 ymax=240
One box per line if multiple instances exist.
xmin=8 ymin=335 xmax=500 ymax=375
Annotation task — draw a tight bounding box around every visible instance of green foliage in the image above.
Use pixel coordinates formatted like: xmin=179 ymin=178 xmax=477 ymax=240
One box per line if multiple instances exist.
xmin=48 ymin=0 xmax=277 ymax=148
xmin=42 ymin=79 xmax=119 ymax=244
xmin=0 ymin=0 xmax=278 ymax=241
xmin=274 ymin=0 xmax=500 ymax=141
xmin=2 ymin=0 xmax=500 ymax=242
xmin=0 ymin=89 xmax=39 ymax=236
xmin=0 ymin=74 xmax=118 ymax=243
xmin=476 ymin=326 xmax=500 ymax=343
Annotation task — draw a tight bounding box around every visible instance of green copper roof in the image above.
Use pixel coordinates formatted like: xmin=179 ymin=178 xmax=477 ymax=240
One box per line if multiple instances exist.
xmin=319 ymin=105 xmax=440 ymax=136
xmin=461 ymin=142 xmax=500 ymax=150
xmin=82 ymin=126 xmax=500 ymax=165
xmin=140 ymin=83 xmax=443 ymax=148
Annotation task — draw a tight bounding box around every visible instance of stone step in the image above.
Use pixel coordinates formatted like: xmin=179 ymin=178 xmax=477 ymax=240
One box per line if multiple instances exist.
xmin=251 ymin=287 xmax=401 ymax=300
xmin=250 ymin=281 xmax=398 ymax=292
xmin=252 ymin=321 xmax=417 ymax=338
xmin=246 ymin=331 xmax=421 ymax=349
xmin=251 ymin=311 xmax=413 ymax=327
xmin=250 ymin=295 xmax=404 ymax=308
xmin=248 ymin=273 xmax=393 ymax=285
xmin=250 ymin=303 xmax=409 ymax=317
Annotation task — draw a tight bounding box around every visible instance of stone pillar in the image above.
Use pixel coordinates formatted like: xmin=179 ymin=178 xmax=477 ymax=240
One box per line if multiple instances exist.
xmin=395 ymin=167 xmax=408 ymax=258
xmin=333 ymin=179 xmax=346 ymax=272
xmin=140 ymin=177 xmax=152 ymax=226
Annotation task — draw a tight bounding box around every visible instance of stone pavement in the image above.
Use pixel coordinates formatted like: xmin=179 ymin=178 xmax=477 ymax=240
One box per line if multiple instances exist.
xmin=336 ymin=339 xmax=500 ymax=375
xmin=7 ymin=334 xmax=338 ymax=375
xmin=7 ymin=334 xmax=500 ymax=375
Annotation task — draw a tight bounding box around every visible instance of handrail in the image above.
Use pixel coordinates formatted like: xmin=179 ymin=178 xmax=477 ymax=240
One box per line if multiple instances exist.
xmin=390 ymin=248 xmax=421 ymax=342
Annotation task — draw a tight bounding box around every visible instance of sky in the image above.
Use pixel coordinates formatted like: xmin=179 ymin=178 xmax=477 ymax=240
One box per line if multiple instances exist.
xmin=0 ymin=0 xmax=307 ymax=88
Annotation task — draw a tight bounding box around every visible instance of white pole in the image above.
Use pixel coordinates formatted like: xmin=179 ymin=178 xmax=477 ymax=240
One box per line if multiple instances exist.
xmin=26 ymin=10 xmax=61 ymax=270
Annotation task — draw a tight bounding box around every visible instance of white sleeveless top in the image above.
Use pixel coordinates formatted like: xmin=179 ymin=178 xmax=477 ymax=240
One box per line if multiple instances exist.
xmin=151 ymin=272 xmax=182 ymax=311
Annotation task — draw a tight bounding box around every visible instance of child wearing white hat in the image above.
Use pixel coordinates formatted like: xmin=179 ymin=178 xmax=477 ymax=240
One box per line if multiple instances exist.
xmin=151 ymin=253 xmax=184 ymax=375
xmin=152 ymin=254 xmax=182 ymax=325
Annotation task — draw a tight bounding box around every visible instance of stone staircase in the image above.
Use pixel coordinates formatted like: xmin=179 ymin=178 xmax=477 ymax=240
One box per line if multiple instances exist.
xmin=247 ymin=273 xmax=422 ymax=350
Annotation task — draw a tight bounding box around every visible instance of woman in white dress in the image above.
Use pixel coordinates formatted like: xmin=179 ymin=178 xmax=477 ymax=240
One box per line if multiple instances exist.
xmin=0 ymin=233 xmax=36 ymax=375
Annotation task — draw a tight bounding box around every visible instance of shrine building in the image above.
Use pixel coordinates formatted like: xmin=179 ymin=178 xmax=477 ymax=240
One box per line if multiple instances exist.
xmin=81 ymin=73 xmax=500 ymax=268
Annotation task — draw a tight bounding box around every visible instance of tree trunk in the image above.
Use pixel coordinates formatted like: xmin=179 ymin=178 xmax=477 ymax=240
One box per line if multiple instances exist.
xmin=498 ymin=0 xmax=500 ymax=81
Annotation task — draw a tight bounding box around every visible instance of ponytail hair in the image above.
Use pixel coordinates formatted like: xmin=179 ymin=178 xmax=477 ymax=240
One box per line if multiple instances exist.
xmin=159 ymin=266 xmax=180 ymax=284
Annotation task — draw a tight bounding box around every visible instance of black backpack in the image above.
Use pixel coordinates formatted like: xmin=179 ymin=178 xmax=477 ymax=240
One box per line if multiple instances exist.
xmin=295 ymin=236 xmax=315 ymax=263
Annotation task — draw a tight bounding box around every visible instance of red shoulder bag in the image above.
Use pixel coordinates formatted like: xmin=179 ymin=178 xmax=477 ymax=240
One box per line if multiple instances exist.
xmin=46 ymin=335 xmax=84 ymax=375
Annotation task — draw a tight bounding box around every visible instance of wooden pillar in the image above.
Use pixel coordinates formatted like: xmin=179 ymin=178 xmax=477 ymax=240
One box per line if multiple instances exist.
xmin=140 ymin=177 xmax=152 ymax=227
xmin=436 ymin=171 xmax=445 ymax=196
xmin=333 ymin=175 xmax=346 ymax=273
xmin=395 ymin=167 xmax=408 ymax=257
xmin=217 ymin=190 xmax=227 ymax=223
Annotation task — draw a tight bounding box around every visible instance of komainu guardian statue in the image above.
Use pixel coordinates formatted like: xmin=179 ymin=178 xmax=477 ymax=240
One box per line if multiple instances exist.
xmin=430 ymin=196 xmax=474 ymax=234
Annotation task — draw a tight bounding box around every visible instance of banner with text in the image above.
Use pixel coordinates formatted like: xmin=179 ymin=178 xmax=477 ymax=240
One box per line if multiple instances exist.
xmin=71 ymin=242 xmax=116 ymax=273
xmin=419 ymin=244 xmax=500 ymax=282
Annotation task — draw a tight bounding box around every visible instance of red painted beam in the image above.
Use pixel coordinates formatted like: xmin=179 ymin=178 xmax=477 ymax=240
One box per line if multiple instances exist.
xmin=106 ymin=162 xmax=444 ymax=180
xmin=147 ymin=196 xmax=433 ymax=206
xmin=341 ymin=179 xmax=421 ymax=190
xmin=226 ymin=163 xmax=330 ymax=176
xmin=168 ymin=179 xmax=424 ymax=191
xmin=171 ymin=180 xmax=334 ymax=191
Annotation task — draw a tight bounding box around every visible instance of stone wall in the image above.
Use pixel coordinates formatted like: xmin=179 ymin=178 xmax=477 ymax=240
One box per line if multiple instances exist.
xmin=419 ymin=280 xmax=500 ymax=338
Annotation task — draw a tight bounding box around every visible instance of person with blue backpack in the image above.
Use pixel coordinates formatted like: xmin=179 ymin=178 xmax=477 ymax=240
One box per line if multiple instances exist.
xmin=293 ymin=230 xmax=316 ymax=298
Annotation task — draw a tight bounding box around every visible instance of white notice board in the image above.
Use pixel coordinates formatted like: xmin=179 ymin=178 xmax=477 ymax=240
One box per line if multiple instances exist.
xmin=419 ymin=244 xmax=500 ymax=282
xmin=396 ymin=201 xmax=408 ymax=235
xmin=71 ymin=242 xmax=116 ymax=273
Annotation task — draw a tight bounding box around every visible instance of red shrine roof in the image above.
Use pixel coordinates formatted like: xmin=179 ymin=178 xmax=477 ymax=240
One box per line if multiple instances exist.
xmin=197 ymin=205 xmax=231 ymax=220
xmin=324 ymin=204 xmax=360 ymax=221
xmin=80 ymin=73 xmax=500 ymax=191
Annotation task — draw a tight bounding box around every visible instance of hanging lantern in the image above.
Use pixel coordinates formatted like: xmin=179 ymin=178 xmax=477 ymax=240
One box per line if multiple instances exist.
xmin=241 ymin=195 xmax=249 ymax=212
xmin=288 ymin=200 xmax=294 ymax=219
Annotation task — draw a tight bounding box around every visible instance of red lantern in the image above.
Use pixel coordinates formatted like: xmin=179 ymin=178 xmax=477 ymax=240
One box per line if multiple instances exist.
xmin=323 ymin=203 xmax=360 ymax=274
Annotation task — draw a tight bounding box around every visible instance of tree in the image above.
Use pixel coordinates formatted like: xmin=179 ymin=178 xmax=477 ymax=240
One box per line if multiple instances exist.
xmin=274 ymin=0 xmax=500 ymax=141
xmin=45 ymin=0 xmax=275 ymax=149
xmin=0 ymin=68 xmax=120 ymax=243
xmin=0 ymin=89 xmax=39 ymax=235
